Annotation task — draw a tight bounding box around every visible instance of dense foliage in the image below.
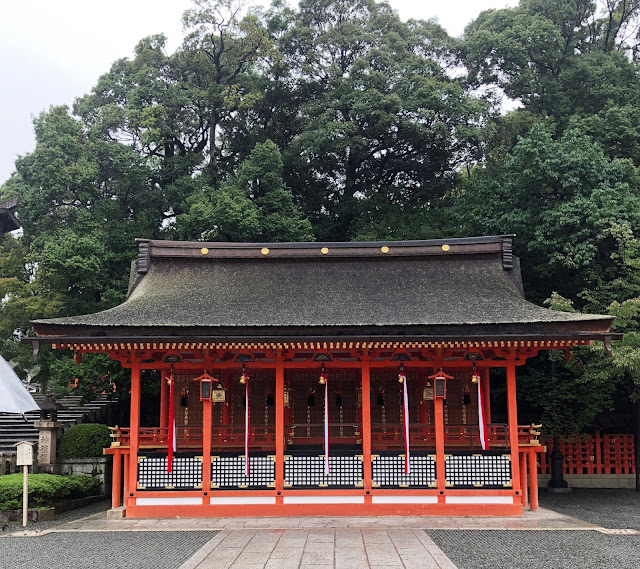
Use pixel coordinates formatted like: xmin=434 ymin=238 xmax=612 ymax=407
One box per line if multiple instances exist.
xmin=58 ymin=424 xmax=113 ymax=459
xmin=2 ymin=0 xmax=640 ymax=435
xmin=0 ymin=474 xmax=101 ymax=511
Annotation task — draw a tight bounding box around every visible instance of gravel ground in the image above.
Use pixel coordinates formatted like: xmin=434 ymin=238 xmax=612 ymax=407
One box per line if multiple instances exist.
xmin=427 ymin=529 xmax=640 ymax=569
xmin=0 ymin=531 xmax=215 ymax=569
xmin=1 ymin=499 xmax=111 ymax=534
xmin=0 ymin=501 xmax=216 ymax=569
xmin=1 ymin=488 xmax=639 ymax=569
xmin=428 ymin=489 xmax=640 ymax=569
xmin=538 ymin=488 xmax=640 ymax=530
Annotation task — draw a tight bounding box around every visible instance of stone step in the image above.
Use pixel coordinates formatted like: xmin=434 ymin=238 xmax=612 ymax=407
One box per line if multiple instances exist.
xmin=0 ymin=396 xmax=118 ymax=454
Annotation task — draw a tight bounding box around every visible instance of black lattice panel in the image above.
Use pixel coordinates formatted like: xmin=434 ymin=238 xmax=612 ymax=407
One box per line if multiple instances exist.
xmin=284 ymin=455 xmax=363 ymax=487
xmin=210 ymin=455 xmax=275 ymax=488
xmin=372 ymin=454 xmax=436 ymax=488
xmin=445 ymin=454 xmax=512 ymax=488
xmin=137 ymin=456 xmax=203 ymax=490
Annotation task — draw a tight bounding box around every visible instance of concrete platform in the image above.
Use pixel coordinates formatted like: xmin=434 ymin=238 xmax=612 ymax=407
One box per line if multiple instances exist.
xmin=40 ymin=505 xmax=599 ymax=532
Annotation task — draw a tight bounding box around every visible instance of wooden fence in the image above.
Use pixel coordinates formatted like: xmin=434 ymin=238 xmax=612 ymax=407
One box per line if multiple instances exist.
xmin=538 ymin=431 xmax=636 ymax=475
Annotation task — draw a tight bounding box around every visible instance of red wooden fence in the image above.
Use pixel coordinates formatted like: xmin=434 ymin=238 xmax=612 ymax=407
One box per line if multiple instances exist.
xmin=538 ymin=431 xmax=636 ymax=475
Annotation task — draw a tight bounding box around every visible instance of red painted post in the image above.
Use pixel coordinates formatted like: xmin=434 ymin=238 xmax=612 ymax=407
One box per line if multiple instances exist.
xmin=159 ymin=371 xmax=168 ymax=430
xmin=434 ymin=396 xmax=446 ymax=494
xmin=481 ymin=368 xmax=492 ymax=424
xmin=221 ymin=371 xmax=232 ymax=426
xmin=538 ymin=444 xmax=547 ymax=474
xmin=202 ymin=398 xmax=212 ymax=496
xmin=123 ymin=452 xmax=129 ymax=500
xmin=519 ymin=451 xmax=528 ymax=507
xmin=361 ymin=355 xmax=373 ymax=493
xmin=528 ymin=448 xmax=539 ymax=511
xmin=127 ymin=362 xmax=141 ymax=506
xmin=111 ymin=450 xmax=122 ymax=509
xmin=506 ymin=357 xmax=521 ymax=496
xmin=275 ymin=355 xmax=285 ymax=495
xmin=418 ymin=374 xmax=429 ymax=425
xmin=603 ymin=435 xmax=611 ymax=474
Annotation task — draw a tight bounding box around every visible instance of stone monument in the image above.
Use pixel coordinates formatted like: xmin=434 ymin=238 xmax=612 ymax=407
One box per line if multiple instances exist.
xmin=34 ymin=392 xmax=62 ymax=473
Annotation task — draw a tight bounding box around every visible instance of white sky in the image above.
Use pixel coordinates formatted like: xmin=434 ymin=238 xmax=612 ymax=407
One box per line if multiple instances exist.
xmin=0 ymin=0 xmax=517 ymax=185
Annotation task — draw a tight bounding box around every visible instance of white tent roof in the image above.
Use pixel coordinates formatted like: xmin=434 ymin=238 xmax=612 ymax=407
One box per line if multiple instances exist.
xmin=0 ymin=355 xmax=39 ymax=414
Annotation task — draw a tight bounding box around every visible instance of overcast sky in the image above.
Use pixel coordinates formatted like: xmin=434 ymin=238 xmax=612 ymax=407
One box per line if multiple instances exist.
xmin=0 ymin=0 xmax=517 ymax=185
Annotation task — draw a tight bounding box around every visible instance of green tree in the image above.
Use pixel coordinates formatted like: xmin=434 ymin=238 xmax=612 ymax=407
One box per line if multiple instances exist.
xmin=463 ymin=1 xmax=640 ymax=162
xmin=266 ymin=0 xmax=488 ymax=240
xmin=172 ymin=139 xmax=313 ymax=241
xmin=0 ymin=105 xmax=160 ymax=389
xmin=457 ymin=124 xmax=640 ymax=307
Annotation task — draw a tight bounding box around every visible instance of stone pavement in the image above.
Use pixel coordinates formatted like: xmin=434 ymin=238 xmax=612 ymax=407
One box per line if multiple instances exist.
xmin=3 ymin=504 xmax=607 ymax=569
xmin=178 ymin=527 xmax=456 ymax=569
xmin=4 ymin=490 xmax=640 ymax=568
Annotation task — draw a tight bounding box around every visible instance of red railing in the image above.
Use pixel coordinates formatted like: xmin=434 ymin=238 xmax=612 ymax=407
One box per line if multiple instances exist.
xmin=116 ymin=426 xmax=276 ymax=449
xmin=116 ymin=425 xmax=632 ymax=462
xmin=370 ymin=423 xmax=513 ymax=449
xmin=112 ymin=424 xmax=523 ymax=450
xmin=538 ymin=431 xmax=636 ymax=475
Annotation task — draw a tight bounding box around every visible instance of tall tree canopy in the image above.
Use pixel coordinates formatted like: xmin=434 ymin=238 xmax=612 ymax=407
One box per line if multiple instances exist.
xmin=2 ymin=0 xmax=640 ymax=430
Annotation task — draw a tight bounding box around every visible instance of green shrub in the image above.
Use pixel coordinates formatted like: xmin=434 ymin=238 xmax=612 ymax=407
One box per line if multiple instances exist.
xmin=0 ymin=474 xmax=100 ymax=511
xmin=59 ymin=423 xmax=111 ymax=459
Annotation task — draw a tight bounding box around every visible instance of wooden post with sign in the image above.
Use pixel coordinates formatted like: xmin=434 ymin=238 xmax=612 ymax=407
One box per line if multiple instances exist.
xmin=15 ymin=442 xmax=34 ymax=527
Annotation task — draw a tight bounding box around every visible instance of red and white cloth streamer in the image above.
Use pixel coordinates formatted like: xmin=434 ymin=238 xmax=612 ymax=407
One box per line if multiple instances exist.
xmin=166 ymin=370 xmax=176 ymax=473
xmin=322 ymin=373 xmax=330 ymax=475
xmin=478 ymin=377 xmax=489 ymax=450
xmin=245 ymin=376 xmax=250 ymax=476
xmin=400 ymin=372 xmax=410 ymax=474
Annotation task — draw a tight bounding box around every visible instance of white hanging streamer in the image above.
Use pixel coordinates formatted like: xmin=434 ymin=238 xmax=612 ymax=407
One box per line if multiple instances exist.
xmin=324 ymin=374 xmax=330 ymax=476
xmin=401 ymin=372 xmax=410 ymax=474
xmin=245 ymin=378 xmax=250 ymax=476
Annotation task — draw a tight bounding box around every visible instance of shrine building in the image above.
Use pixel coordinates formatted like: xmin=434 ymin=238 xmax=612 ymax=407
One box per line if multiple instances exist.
xmin=25 ymin=236 xmax=618 ymax=518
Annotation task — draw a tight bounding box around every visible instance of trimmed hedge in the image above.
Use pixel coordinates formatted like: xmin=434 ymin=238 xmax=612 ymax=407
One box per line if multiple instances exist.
xmin=59 ymin=423 xmax=111 ymax=459
xmin=0 ymin=474 xmax=100 ymax=511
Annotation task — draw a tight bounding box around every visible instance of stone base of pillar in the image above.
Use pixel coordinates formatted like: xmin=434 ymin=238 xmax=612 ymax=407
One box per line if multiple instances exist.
xmin=107 ymin=506 xmax=126 ymax=520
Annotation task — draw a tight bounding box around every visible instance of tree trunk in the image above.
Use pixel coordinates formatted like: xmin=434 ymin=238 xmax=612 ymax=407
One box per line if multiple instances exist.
xmin=209 ymin=111 xmax=219 ymax=186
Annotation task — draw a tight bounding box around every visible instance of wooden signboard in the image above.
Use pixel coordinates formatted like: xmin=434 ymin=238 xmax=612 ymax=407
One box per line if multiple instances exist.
xmin=15 ymin=441 xmax=33 ymax=466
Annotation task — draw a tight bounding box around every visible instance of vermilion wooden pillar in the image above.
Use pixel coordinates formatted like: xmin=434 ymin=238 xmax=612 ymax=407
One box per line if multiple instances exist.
xmin=481 ymin=368 xmax=491 ymax=424
xmin=127 ymin=362 xmax=142 ymax=506
xmin=434 ymin=397 xmax=446 ymax=495
xmin=275 ymin=356 xmax=285 ymax=498
xmin=202 ymin=398 xmax=212 ymax=499
xmin=221 ymin=371 xmax=232 ymax=425
xmin=361 ymin=356 xmax=372 ymax=493
xmin=519 ymin=451 xmax=528 ymax=506
xmin=111 ymin=450 xmax=122 ymax=508
xmin=528 ymin=448 xmax=539 ymax=510
xmin=418 ymin=374 xmax=429 ymax=424
xmin=159 ymin=371 xmax=168 ymax=430
xmin=506 ymin=357 xmax=521 ymax=495
xmin=123 ymin=452 xmax=130 ymax=500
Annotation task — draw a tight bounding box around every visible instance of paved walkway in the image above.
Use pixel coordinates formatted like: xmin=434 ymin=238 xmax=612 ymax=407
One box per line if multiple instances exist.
xmin=4 ymin=490 xmax=640 ymax=568
xmin=4 ymin=506 xmax=608 ymax=569
xmin=179 ymin=527 xmax=455 ymax=569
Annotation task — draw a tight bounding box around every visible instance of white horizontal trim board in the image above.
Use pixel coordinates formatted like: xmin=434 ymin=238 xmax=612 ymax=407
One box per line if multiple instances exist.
xmin=283 ymin=496 xmax=365 ymax=505
xmin=372 ymin=495 xmax=438 ymax=504
xmin=209 ymin=497 xmax=276 ymax=505
xmin=136 ymin=497 xmax=203 ymax=506
xmin=445 ymin=496 xmax=513 ymax=505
